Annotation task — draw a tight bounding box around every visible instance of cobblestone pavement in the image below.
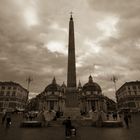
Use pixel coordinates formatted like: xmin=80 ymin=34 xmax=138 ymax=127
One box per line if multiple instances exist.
xmin=0 ymin=113 xmax=140 ymax=140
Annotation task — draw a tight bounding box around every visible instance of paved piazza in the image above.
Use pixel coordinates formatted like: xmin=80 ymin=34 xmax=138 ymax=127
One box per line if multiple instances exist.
xmin=0 ymin=113 xmax=140 ymax=140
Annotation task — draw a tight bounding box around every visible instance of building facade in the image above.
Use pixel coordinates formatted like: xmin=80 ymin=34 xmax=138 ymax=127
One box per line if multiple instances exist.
xmin=0 ymin=81 xmax=28 ymax=112
xmin=30 ymin=76 xmax=115 ymax=115
xmin=35 ymin=78 xmax=66 ymax=113
xmin=78 ymin=75 xmax=108 ymax=114
xmin=116 ymin=81 xmax=140 ymax=112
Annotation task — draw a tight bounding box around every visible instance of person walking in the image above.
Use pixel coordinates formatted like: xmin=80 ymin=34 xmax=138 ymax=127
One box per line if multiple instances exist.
xmin=124 ymin=112 xmax=129 ymax=128
xmin=106 ymin=113 xmax=109 ymax=120
xmin=63 ymin=117 xmax=72 ymax=138
xmin=6 ymin=113 xmax=11 ymax=128
xmin=1 ymin=110 xmax=7 ymax=125
xmin=128 ymin=112 xmax=132 ymax=123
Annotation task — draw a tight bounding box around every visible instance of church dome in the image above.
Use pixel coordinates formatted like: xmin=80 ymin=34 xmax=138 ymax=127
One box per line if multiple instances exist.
xmin=44 ymin=77 xmax=61 ymax=92
xmin=83 ymin=75 xmax=102 ymax=94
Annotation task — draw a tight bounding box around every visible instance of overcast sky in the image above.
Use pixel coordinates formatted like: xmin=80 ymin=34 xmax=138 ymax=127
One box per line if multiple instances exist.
xmin=0 ymin=0 xmax=140 ymax=100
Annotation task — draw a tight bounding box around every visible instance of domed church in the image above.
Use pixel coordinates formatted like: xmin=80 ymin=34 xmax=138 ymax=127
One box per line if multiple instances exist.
xmin=36 ymin=75 xmax=108 ymax=115
xmin=78 ymin=75 xmax=107 ymax=115
xmin=37 ymin=77 xmax=66 ymax=113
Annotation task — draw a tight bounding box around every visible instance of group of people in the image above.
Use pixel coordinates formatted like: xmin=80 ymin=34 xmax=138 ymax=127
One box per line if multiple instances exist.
xmin=105 ymin=110 xmax=132 ymax=128
xmin=106 ymin=112 xmax=118 ymax=121
xmin=37 ymin=109 xmax=76 ymax=138
xmin=37 ymin=109 xmax=56 ymax=127
xmin=24 ymin=112 xmax=38 ymax=121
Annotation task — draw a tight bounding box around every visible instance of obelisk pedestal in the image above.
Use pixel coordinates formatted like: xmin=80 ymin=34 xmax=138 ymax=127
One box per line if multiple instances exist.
xmin=64 ymin=88 xmax=81 ymax=119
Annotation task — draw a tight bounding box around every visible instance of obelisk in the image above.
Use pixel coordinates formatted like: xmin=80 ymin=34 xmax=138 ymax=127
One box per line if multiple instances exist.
xmin=67 ymin=13 xmax=77 ymax=88
xmin=65 ymin=14 xmax=80 ymax=118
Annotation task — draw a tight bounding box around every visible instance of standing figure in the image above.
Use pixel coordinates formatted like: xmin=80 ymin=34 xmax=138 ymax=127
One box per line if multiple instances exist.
xmin=6 ymin=113 xmax=11 ymax=128
xmin=63 ymin=117 xmax=72 ymax=138
xmin=128 ymin=112 xmax=132 ymax=123
xmin=112 ymin=112 xmax=115 ymax=120
xmin=114 ymin=112 xmax=118 ymax=120
xmin=106 ymin=113 xmax=109 ymax=120
xmin=124 ymin=112 xmax=129 ymax=128
xmin=1 ymin=110 xmax=7 ymax=125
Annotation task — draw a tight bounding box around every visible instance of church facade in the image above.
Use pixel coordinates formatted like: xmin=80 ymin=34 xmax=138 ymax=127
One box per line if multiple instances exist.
xmin=31 ymin=75 xmax=115 ymax=115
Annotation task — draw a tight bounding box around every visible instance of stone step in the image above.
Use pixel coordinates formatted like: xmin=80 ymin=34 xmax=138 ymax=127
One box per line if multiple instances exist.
xmin=102 ymin=121 xmax=123 ymax=127
xmin=20 ymin=121 xmax=42 ymax=127
xmin=92 ymin=120 xmax=123 ymax=127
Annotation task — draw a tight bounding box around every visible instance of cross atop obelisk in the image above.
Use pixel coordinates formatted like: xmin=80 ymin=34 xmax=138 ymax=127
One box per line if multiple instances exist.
xmin=70 ymin=11 xmax=73 ymax=18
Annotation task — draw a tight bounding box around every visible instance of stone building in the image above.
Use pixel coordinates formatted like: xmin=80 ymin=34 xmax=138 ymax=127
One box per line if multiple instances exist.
xmin=116 ymin=81 xmax=140 ymax=112
xmin=36 ymin=77 xmax=66 ymax=113
xmin=30 ymin=76 xmax=111 ymax=114
xmin=78 ymin=75 xmax=107 ymax=114
xmin=30 ymin=75 xmax=116 ymax=116
xmin=0 ymin=81 xmax=28 ymax=112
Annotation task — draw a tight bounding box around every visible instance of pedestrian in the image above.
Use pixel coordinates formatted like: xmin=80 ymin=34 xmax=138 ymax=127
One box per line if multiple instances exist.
xmin=112 ymin=112 xmax=116 ymax=120
xmin=128 ymin=112 xmax=132 ymax=123
xmin=6 ymin=113 xmax=11 ymax=128
xmin=1 ymin=110 xmax=7 ymax=125
xmin=124 ymin=112 xmax=129 ymax=128
xmin=63 ymin=117 xmax=72 ymax=138
xmin=114 ymin=112 xmax=118 ymax=120
xmin=25 ymin=112 xmax=29 ymax=120
xmin=106 ymin=113 xmax=109 ymax=120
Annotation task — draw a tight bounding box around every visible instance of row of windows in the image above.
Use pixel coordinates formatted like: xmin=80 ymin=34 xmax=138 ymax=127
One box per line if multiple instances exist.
xmin=117 ymin=92 xmax=140 ymax=100
xmin=44 ymin=91 xmax=61 ymax=96
xmin=0 ymin=86 xmax=17 ymax=90
xmin=127 ymin=85 xmax=140 ymax=90
xmin=0 ymin=98 xmax=27 ymax=102
xmin=117 ymin=89 xmax=140 ymax=96
xmin=0 ymin=91 xmax=16 ymax=96
xmin=119 ymin=101 xmax=140 ymax=108
xmin=0 ymin=86 xmax=26 ymax=93
xmin=0 ymin=91 xmax=27 ymax=97
xmin=0 ymin=102 xmax=25 ymax=108
xmin=117 ymin=85 xmax=140 ymax=95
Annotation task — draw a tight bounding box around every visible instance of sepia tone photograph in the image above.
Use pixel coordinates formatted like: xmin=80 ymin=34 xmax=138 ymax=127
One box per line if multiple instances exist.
xmin=0 ymin=0 xmax=140 ymax=140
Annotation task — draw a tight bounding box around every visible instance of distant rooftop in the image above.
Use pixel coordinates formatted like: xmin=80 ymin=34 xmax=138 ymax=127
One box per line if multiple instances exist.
xmin=116 ymin=80 xmax=140 ymax=93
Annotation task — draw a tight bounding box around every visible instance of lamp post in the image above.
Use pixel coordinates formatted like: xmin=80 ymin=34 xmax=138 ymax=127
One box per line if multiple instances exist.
xmin=26 ymin=76 xmax=33 ymax=100
xmin=26 ymin=76 xmax=33 ymax=91
xmin=111 ymin=75 xmax=118 ymax=110
xmin=111 ymin=75 xmax=118 ymax=94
